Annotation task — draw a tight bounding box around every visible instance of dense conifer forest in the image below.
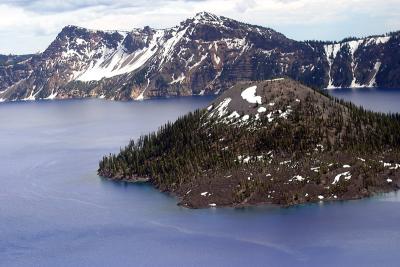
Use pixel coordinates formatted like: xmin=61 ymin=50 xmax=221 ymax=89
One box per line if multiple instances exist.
xmin=99 ymin=79 xmax=400 ymax=208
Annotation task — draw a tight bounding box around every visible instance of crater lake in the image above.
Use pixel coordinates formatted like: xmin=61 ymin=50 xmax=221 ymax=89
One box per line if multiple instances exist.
xmin=1 ymin=89 xmax=400 ymax=267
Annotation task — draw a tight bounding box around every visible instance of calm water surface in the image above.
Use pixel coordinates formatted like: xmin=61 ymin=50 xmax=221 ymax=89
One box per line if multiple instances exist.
xmin=329 ymin=87 xmax=400 ymax=113
xmin=1 ymin=90 xmax=400 ymax=267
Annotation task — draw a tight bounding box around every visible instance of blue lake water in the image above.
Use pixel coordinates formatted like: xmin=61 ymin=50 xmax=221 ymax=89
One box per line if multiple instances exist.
xmin=1 ymin=90 xmax=400 ymax=267
xmin=329 ymin=87 xmax=400 ymax=113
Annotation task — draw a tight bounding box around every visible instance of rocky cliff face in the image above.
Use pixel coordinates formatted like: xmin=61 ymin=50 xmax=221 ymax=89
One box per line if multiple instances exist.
xmin=0 ymin=12 xmax=399 ymax=102
xmin=0 ymin=54 xmax=33 ymax=96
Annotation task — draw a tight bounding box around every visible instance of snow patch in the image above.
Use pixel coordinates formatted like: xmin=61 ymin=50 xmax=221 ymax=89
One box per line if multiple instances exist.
xmin=375 ymin=36 xmax=390 ymax=45
xmin=237 ymin=155 xmax=251 ymax=164
xmin=170 ymin=73 xmax=185 ymax=84
xmin=267 ymin=112 xmax=274 ymax=122
xmin=159 ymin=26 xmax=189 ymax=67
xmin=324 ymin=43 xmax=341 ymax=89
xmin=289 ymin=175 xmax=305 ymax=182
xmin=76 ymin=30 xmax=163 ymax=81
xmin=332 ymin=171 xmax=351 ymax=185
xmin=213 ymin=54 xmax=221 ymax=65
xmin=389 ymin=164 xmax=400 ymax=170
xmin=45 ymin=90 xmax=58 ymax=100
xmin=22 ymin=89 xmax=36 ymax=101
xmin=368 ymin=62 xmax=381 ymax=87
xmin=311 ymin=167 xmax=320 ymax=172
xmin=241 ymin=115 xmax=250 ymax=121
xmin=243 ymin=156 xmax=251 ymax=163
xmin=257 ymin=107 xmax=267 ymax=113
xmin=241 ymin=86 xmax=262 ymax=104
xmin=227 ymin=111 xmax=240 ymax=119
xmin=22 ymin=85 xmax=43 ymax=101
xmin=135 ymin=79 xmax=150 ymax=101
xmin=215 ymin=98 xmax=231 ymax=117
xmin=75 ymin=38 xmax=87 ymax=46
xmin=266 ymin=78 xmax=284 ymax=82
xmin=189 ymin=53 xmax=208 ymax=70
xmin=279 ymin=109 xmax=292 ymax=119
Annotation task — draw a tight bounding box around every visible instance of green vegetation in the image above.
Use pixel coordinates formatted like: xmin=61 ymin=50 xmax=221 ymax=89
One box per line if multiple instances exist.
xmin=98 ymin=85 xmax=400 ymax=194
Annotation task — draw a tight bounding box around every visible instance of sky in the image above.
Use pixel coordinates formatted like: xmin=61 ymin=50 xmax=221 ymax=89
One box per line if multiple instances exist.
xmin=0 ymin=0 xmax=399 ymax=54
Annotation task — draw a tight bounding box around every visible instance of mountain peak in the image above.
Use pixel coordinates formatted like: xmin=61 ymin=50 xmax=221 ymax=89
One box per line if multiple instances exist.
xmin=61 ymin=25 xmax=88 ymax=33
xmin=192 ymin=11 xmax=223 ymax=23
xmin=1 ymin=13 xmax=399 ymax=103
xmin=56 ymin=25 xmax=91 ymax=40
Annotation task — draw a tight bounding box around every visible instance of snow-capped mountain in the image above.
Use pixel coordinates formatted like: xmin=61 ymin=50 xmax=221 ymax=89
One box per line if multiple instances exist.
xmin=0 ymin=12 xmax=399 ymax=102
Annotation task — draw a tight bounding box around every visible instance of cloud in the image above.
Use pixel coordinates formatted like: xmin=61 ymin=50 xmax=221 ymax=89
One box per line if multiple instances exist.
xmin=235 ymin=0 xmax=256 ymax=13
xmin=3 ymin=0 xmax=119 ymax=13
xmin=0 ymin=0 xmax=399 ymax=54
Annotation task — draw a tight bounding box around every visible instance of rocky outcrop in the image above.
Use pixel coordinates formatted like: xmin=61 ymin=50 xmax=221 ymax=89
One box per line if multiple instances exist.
xmin=0 ymin=12 xmax=399 ymax=102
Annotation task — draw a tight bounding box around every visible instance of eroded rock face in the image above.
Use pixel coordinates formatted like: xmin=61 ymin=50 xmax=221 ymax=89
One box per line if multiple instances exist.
xmin=1 ymin=12 xmax=399 ymax=102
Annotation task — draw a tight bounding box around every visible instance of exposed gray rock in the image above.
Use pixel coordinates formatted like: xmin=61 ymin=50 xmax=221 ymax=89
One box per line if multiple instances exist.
xmin=0 ymin=12 xmax=399 ymax=102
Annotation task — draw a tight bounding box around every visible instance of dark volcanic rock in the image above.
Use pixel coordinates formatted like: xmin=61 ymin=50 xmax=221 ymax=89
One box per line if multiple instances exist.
xmin=1 ymin=12 xmax=399 ymax=102
xmin=98 ymin=79 xmax=400 ymax=208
